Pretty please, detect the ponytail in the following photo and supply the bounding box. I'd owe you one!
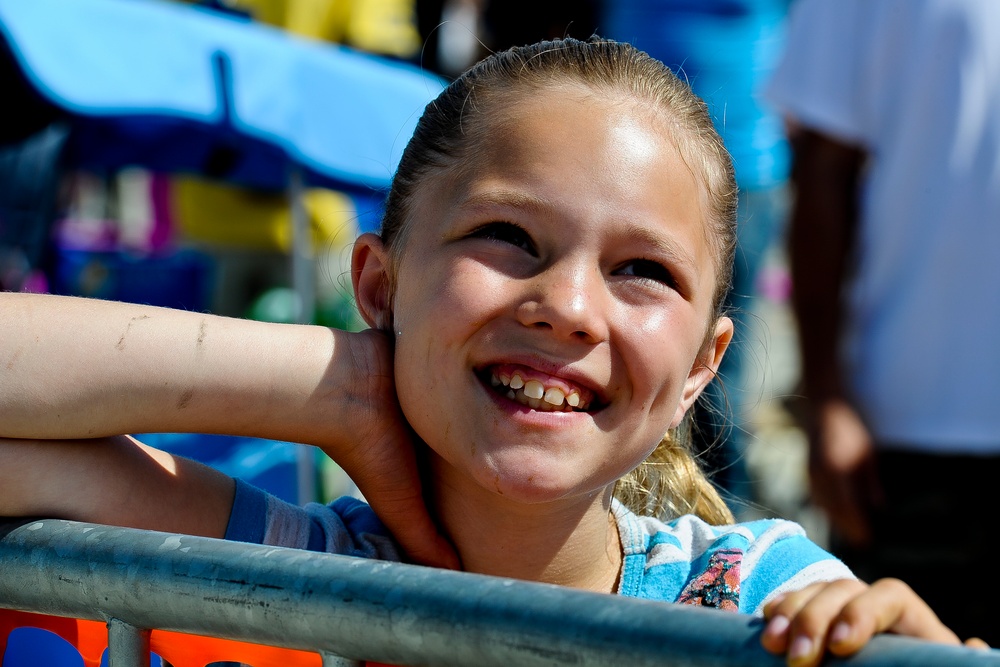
[614,414,734,525]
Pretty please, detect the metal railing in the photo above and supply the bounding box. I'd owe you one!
[0,519,997,667]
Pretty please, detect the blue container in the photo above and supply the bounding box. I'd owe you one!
[139,432,302,505]
[51,247,211,311]
[2,627,164,667]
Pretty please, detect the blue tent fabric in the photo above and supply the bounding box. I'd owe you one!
[0,0,444,192]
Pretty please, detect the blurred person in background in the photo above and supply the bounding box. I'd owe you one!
[0,31,69,295]
[767,0,1000,645]
[603,0,795,512]
[415,0,601,78]
[0,126,66,294]
[480,0,600,52]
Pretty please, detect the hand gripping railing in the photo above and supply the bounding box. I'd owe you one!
[0,519,997,667]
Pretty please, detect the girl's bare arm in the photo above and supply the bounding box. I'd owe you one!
[0,292,457,567]
[0,292,341,442]
[0,435,234,538]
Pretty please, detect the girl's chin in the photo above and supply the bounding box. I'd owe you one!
[469,461,609,506]
[426,440,627,505]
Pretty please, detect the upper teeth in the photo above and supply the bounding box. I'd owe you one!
[524,380,544,400]
[490,371,586,411]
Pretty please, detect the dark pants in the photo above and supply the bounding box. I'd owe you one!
[831,448,1000,646]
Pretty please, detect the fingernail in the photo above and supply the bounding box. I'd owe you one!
[830,621,852,645]
[766,614,790,637]
[789,636,814,662]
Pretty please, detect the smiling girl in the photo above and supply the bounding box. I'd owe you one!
[0,38,983,666]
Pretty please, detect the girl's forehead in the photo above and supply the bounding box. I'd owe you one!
[462,85,697,195]
[486,81,674,139]
[404,87,718,294]
[454,87,707,225]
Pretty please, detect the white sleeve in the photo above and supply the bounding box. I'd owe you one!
[764,0,870,145]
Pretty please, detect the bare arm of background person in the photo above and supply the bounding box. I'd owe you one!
[788,129,881,548]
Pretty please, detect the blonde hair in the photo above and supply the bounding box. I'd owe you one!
[380,38,738,525]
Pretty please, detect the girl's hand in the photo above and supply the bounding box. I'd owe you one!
[760,578,989,666]
[317,328,459,571]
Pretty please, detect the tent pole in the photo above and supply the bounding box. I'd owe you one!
[288,167,315,326]
[288,167,317,504]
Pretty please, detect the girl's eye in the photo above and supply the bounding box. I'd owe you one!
[469,222,537,255]
[617,259,678,288]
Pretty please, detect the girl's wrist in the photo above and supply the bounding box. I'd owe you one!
[289,326,400,460]
[188,320,339,443]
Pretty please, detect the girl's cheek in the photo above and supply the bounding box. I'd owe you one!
[631,309,669,336]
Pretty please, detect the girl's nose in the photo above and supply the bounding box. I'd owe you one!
[515,263,610,344]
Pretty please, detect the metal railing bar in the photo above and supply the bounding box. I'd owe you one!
[0,519,997,667]
[107,618,151,667]
[320,652,362,667]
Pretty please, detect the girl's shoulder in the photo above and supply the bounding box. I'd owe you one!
[613,501,853,614]
[225,479,402,561]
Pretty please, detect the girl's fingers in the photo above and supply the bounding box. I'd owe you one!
[763,584,822,621]
[369,488,460,569]
[826,578,960,655]
[761,579,870,667]
[760,583,826,655]
[762,577,968,667]
[351,441,461,571]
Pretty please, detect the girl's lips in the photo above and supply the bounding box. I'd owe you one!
[475,363,606,413]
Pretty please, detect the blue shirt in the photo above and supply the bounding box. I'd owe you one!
[226,479,852,615]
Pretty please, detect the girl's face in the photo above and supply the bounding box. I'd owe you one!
[357,86,731,507]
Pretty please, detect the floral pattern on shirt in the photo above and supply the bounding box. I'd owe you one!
[677,549,741,611]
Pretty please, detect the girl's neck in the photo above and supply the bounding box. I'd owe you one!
[428,456,623,594]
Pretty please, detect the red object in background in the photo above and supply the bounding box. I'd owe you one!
[0,608,402,667]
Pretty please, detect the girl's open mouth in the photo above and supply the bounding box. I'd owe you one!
[477,366,603,413]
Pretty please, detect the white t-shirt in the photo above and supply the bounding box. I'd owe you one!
[766,0,1000,453]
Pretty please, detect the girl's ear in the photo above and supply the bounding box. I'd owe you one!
[670,316,734,428]
[352,233,393,330]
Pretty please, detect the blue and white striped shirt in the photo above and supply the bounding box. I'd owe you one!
[226,479,852,615]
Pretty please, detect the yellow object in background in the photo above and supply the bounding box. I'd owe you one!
[170,0,417,252]
[172,177,358,252]
[167,0,414,326]
[232,0,421,58]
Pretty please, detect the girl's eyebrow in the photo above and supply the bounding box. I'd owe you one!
[458,189,550,216]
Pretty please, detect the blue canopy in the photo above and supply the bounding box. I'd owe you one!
[0,0,444,192]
